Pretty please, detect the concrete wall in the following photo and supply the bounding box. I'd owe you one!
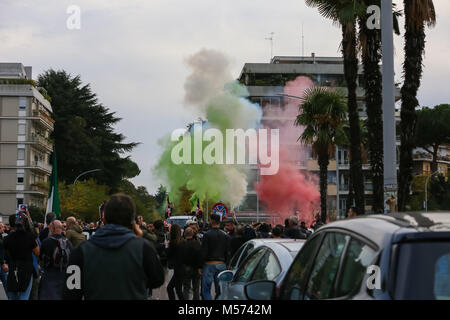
[0,144,17,166]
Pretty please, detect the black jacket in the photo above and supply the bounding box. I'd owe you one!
[183,238,203,269]
[201,228,231,264]
[63,224,164,300]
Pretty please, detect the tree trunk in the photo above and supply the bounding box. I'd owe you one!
[361,0,384,214]
[398,0,426,211]
[318,153,329,223]
[342,23,365,215]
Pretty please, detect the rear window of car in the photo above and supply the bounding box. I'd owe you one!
[394,241,450,300]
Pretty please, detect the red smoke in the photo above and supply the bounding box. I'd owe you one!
[255,76,320,227]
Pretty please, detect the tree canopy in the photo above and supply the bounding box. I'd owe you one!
[37,70,140,191]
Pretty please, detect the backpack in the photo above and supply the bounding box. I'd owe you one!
[49,236,70,271]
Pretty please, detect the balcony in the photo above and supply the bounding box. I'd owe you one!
[32,108,54,129]
[30,183,48,196]
[31,134,53,152]
[30,160,52,174]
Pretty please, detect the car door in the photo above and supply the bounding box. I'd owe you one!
[250,249,282,284]
[226,247,267,300]
[279,231,349,300]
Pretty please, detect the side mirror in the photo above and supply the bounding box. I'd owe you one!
[218,270,234,282]
[244,280,276,300]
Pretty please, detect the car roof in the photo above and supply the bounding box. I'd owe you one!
[247,238,306,257]
[317,212,450,247]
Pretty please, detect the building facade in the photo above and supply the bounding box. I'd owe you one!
[0,63,54,219]
[236,55,401,221]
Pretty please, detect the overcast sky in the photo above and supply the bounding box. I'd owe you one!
[1,0,449,193]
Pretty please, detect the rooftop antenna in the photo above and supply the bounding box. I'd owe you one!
[301,22,305,59]
[265,32,274,61]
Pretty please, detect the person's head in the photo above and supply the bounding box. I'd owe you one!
[224,219,235,233]
[153,220,164,232]
[104,194,136,228]
[50,220,63,235]
[236,224,245,238]
[259,223,271,234]
[184,227,194,239]
[148,223,155,232]
[0,222,4,234]
[272,225,283,238]
[137,216,143,225]
[210,214,221,227]
[169,223,182,245]
[284,218,289,228]
[347,207,358,218]
[187,221,199,232]
[66,216,77,228]
[289,216,299,227]
[10,212,29,232]
[46,212,56,226]
[300,221,307,229]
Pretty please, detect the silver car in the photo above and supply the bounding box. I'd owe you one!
[217,239,305,300]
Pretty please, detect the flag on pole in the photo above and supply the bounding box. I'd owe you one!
[165,196,171,220]
[45,150,61,225]
[195,196,202,219]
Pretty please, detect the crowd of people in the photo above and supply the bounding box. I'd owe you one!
[0,193,341,300]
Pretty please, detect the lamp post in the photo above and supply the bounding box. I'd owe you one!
[424,170,440,212]
[73,169,101,185]
[381,0,398,197]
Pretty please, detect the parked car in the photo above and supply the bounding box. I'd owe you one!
[217,238,305,300]
[245,212,450,300]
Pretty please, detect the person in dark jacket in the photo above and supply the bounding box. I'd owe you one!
[0,222,8,296]
[200,213,230,300]
[39,220,72,300]
[63,194,164,300]
[229,225,246,259]
[38,212,56,243]
[284,216,307,239]
[182,227,202,300]
[166,224,185,300]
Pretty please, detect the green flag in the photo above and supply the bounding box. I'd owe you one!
[45,149,61,222]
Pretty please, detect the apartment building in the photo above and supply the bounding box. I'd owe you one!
[413,145,450,177]
[0,63,54,219]
[236,54,401,221]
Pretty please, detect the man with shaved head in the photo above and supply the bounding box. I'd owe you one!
[39,220,72,300]
[65,217,86,248]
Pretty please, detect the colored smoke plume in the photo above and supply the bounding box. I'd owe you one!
[154,49,262,208]
[255,76,320,226]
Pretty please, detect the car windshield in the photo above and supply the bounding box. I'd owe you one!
[394,241,450,300]
[168,218,188,228]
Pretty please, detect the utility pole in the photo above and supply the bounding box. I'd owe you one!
[265,32,274,61]
[381,0,398,202]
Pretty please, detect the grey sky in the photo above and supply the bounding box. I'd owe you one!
[1,0,449,193]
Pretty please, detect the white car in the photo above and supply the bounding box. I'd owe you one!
[166,215,198,229]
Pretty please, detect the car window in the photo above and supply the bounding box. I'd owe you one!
[305,232,349,300]
[435,254,450,299]
[335,238,377,297]
[280,234,323,300]
[230,244,246,269]
[251,250,281,282]
[239,243,255,266]
[233,248,266,283]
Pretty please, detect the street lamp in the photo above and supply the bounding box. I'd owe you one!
[424,170,440,212]
[73,169,102,185]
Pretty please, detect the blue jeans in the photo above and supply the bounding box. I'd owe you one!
[201,263,226,300]
[0,269,8,297]
[7,277,33,300]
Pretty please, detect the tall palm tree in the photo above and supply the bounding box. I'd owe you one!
[358,1,401,214]
[305,0,366,215]
[296,87,347,223]
[398,0,436,211]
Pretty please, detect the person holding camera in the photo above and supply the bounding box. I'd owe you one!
[63,194,164,300]
[3,213,40,300]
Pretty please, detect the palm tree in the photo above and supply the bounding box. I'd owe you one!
[358,0,401,214]
[305,0,366,215]
[398,0,436,211]
[296,87,347,223]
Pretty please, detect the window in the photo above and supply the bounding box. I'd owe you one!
[335,239,377,297]
[19,97,27,110]
[18,124,26,135]
[17,198,24,206]
[234,248,266,283]
[251,251,281,281]
[435,254,450,299]
[18,148,25,160]
[305,232,349,299]
[280,234,323,300]
[17,173,24,184]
